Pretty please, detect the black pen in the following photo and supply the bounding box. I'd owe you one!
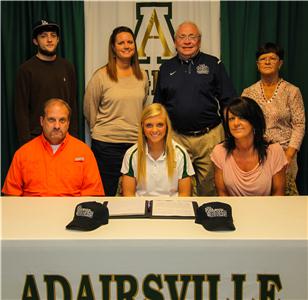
[147,200,151,212]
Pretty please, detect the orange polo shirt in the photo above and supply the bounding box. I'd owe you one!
[2,134,104,196]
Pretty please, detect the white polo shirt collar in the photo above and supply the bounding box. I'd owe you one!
[145,144,166,162]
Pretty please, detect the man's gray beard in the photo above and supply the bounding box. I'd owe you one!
[38,47,57,57]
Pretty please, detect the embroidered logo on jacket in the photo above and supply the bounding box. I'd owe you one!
[196,64,209,74]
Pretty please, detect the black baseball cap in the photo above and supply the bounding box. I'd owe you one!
[32,19,60,38]
[195,202,235,231]
[66,201,109,231]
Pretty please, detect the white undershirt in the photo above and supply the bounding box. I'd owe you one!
[51,144,61,154]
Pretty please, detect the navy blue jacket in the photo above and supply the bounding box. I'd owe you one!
[154,52,237,132]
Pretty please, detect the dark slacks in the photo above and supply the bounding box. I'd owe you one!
[91,139,133,196]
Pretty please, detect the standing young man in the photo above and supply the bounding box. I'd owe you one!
[14,19,78,146]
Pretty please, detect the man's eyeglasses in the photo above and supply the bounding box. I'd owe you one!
[176,34,200,41]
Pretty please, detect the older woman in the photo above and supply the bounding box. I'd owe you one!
[84,26,149,196]
[121,103,194,197]
[211,97,287,196]
[242,42,305,195]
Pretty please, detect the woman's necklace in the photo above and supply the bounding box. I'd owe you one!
[260,78,283,104]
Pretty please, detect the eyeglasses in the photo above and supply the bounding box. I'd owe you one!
[258,57,279,63]
[176,34,200,41]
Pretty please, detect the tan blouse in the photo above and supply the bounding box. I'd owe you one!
[242,79,305,150]
[84,67,149,143]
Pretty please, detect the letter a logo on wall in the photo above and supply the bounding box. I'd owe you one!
[135,2,175,64]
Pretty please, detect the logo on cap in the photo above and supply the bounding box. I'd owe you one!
[66,201,109,231]
[76,205,94,218]
[204,206,227,217]
[195,202,235,231]
[32,19,60,38]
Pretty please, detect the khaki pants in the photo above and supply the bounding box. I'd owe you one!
[173,123,225,196]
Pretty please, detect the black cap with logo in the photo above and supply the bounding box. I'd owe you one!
[32,19,60,38]
[195,202,236,231]
[66,201,109,231]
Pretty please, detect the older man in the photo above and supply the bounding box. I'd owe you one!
[2,99,104,196]
[154,21,236,196]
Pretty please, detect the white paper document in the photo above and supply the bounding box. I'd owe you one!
[152,200,195,217]
[107,199,146,216]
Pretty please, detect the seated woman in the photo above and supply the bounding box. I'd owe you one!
[211,96,287,196]
[121,103,195,196]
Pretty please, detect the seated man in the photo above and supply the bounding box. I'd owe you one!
[2,98,104,196]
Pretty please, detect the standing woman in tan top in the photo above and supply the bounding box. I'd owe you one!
[242,42,305,195]
[84,26,149,196]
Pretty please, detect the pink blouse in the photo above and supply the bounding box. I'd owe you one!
[210,143,288,196]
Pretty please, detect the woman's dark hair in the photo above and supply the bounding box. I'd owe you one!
[106,26,143,82]
[224,96,269,163]
[256,42,284,60]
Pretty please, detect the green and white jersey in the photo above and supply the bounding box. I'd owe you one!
[121,140,194,196]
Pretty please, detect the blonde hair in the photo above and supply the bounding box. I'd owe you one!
[137,103,175,184]
[106,26,143,82]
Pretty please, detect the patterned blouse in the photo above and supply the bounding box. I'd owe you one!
[242,79,305,150]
